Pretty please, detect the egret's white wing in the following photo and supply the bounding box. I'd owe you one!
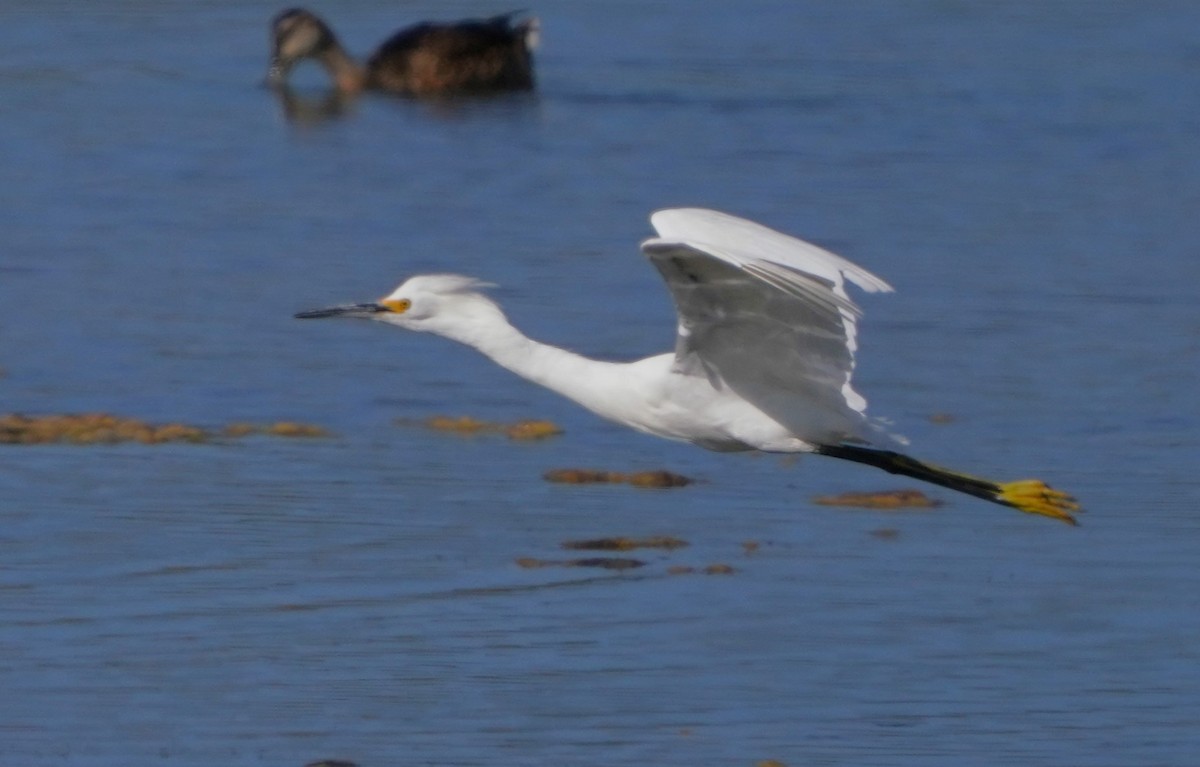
[642,208,894,444]
[650,208,893,296]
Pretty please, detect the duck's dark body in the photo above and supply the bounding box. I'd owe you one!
[366,15,535,94]
[268,8,538,96]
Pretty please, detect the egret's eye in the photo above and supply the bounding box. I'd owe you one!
[382,298,411,313]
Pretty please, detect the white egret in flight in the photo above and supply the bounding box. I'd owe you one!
[296,208,1079,524]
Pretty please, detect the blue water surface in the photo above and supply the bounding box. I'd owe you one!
[1,2,1198,765]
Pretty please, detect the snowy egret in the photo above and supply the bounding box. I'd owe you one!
[295,208,1079,525]
[266,8,538,96]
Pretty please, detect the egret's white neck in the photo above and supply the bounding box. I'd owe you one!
[426,295,635,421]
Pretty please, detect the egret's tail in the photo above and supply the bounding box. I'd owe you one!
[815,444,1080,525]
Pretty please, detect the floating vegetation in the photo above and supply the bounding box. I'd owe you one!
[515,556,645,571]
[259,421,329,438]
[561,535,689,552]
[812,489,941,509]
[503,419,563,440]
[400,414,563,440]
[627,469,693,488]
[741,540,761,555]
[543,468,693,488]
[927,412,957,424]
[421,415,492,434]
[223,421,329,438]
[221,422,260,438]
[542,468,617,484]
[0,413,207,445]
[869,528,902,540]
[0,412,331,446]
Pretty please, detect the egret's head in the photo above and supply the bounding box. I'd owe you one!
[295,274,502,337]
[267,8,337,86]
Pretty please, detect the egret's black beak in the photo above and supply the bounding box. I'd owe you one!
[294,302,388,319]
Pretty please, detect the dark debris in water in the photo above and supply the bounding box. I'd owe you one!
[543,468,694,488]
[812,488,941,509]
[517,533,745,576]
[666,563,736,575]
[561,535,689,551]
[515,556,646,570]
[398,414,563,440]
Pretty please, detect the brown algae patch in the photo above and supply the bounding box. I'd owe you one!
[0,413,331,445]
[0,413,207,445]
[261,421,330,437]
[668,563,738,576]
[542,468,618,484]
[627,470,693,488]
[402,415,563,441]
[812,489,941,509]
[543,468,693,488]
[503,419,563,440]
[561,535,689,552]
[222,422,260,438]
[223,421,330,438]
[421,415,492,434]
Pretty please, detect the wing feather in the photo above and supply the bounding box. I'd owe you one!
[650,208,893,296]
[642,208,893,444]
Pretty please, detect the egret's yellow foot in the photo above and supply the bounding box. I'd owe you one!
[813,445,1081,526]
[996,479,1080,525]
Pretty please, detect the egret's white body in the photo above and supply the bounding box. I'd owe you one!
[297,208,1079,524]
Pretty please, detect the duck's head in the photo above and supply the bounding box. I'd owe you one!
[266,8,338,86]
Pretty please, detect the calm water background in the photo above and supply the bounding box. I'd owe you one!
[2,1,1198,765]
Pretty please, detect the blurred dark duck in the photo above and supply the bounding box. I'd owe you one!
[266,8,538,96]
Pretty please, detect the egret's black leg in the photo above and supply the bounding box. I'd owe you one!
[815,444,1079,525]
